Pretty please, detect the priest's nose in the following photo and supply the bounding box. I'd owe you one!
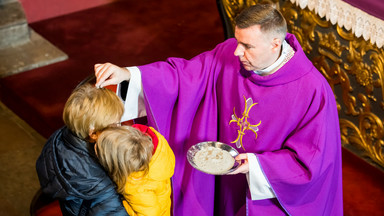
[234,44,244,57]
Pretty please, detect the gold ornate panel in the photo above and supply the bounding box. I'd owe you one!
[218,0,384,170]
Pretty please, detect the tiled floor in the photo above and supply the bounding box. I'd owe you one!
[0,101,46,216]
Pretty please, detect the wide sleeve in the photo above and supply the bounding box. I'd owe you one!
[137,39,234,140]
[119,66,147,122]
[247,153,275,200]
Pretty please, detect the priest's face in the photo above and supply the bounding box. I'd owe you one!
[234,25,281,72]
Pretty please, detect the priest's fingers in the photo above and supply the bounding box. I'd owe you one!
[234,153,248,161]
[227,162,249,175]
[95,63,114,88]
[94,63,131,88]
[227,154,249,175]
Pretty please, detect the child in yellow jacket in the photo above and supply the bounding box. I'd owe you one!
[95,124,175,216]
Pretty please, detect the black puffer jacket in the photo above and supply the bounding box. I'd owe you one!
[36,126,128,216]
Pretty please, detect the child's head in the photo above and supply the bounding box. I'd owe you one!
[95,126,154,194]
[63,83,124,140]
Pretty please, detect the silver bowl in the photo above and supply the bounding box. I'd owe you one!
[187,141,240,175]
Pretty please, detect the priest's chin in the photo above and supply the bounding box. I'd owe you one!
[241,62,252,71]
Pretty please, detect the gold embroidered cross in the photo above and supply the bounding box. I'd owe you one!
[229,96,261,150]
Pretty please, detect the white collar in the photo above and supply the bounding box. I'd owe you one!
[254,40,289,75]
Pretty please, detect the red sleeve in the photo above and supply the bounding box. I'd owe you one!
[132,124,158,154]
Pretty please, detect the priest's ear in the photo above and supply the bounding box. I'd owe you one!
[271,37,282,52]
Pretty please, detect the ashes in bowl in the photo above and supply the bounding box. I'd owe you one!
[187,141,240,175]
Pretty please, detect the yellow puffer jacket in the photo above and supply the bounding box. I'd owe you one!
[123,127,175,216]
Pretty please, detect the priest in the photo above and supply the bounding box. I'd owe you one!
[95,3,343,215]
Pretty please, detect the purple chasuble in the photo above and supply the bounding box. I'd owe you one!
[138,33,343,216]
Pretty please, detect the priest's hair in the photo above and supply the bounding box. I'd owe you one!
[235,2,287,43]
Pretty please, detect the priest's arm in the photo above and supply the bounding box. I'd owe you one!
[94,63,277,200]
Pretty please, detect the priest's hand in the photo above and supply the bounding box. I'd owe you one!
[227,153,249,175]
[94,63,131,88]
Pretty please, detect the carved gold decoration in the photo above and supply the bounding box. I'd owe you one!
[218,0,384,169]
[340,117,384,166]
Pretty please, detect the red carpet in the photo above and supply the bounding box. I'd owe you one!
[342,148,384,216]
[0,0,224,138]
[1,1,383,215]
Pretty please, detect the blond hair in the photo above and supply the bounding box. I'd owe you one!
[95,126,154,195]
[235,3,287,42]
[63,83,124,140]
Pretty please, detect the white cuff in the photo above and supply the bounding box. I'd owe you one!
[119,66,146,122]
[246,153,275,200]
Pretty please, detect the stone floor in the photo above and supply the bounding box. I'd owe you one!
[0,101,46,216]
